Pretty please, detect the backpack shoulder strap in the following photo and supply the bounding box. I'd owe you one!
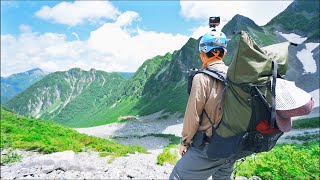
[198,68,227,84]
[187,67,227,94]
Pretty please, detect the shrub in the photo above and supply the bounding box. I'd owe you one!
[0,152,22,165]
[157,147,178,166]
[236,142,320,180]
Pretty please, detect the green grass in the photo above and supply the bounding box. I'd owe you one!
[0,109,146,159]
[157,146,178,166]
[292,116,320,129]
[236,141,320,180]
[0,152,22,164]
[236,116,320,179]
[155,134,180,166]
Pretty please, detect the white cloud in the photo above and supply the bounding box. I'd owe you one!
[19,24,32,33]
[181,1,293,26]
[1,13,189,76]
[87,14,188,71]
[115,11,140,27]
[191,26,212,39]
[35,1,120,26]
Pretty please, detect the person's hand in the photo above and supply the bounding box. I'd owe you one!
[179,144,189,156]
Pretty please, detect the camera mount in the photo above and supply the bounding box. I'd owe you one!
[209,17,220,31]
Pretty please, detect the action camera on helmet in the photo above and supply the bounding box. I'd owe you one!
[209,17,220,28]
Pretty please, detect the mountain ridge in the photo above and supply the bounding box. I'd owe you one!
[1,68,49,104]
[6,68,127,127]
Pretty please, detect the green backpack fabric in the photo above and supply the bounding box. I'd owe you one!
[217,31,291,137]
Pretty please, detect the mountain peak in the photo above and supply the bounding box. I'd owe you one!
[222,14,262,38]
[23,68,51,76]
[290,0,319,14]
[27,68,42,72]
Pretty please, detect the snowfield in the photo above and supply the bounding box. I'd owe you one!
[278,32,319,74]
[296,43,319,74]
[278,32,307,44]
[162,123,183,137]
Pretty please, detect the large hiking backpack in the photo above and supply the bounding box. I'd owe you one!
[188,31,314,160]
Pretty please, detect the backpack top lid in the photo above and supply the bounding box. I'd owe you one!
[227,31,290,84]
[262,42,290,78]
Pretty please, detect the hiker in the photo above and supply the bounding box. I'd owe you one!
[169,30,235,180]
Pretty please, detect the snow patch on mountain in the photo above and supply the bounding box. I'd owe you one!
[278,32,307,44]
[162,123,183,137]
[296,43,319,74]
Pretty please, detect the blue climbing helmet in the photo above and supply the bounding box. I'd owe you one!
[199,31,227,53]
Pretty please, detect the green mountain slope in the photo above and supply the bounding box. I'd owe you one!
[0,108,145,156]
[1,68,48,104]
[133,38,201,115]
[6,68,126,127]
[265,0,319,42]
[103,38,200,120]
[90,52,174,122]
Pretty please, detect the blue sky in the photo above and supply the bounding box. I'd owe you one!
[1,1,293,76]
[1,1,199,41]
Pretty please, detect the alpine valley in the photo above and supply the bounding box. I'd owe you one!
[4,0,319,127]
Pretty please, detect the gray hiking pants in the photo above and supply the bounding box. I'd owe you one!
[169,143,235,180]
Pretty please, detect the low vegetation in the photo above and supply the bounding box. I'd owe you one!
[0,151,22,165]
[235,116,320,179]
[156,134,180,166]
[1,109,146,159]
[236,141,319,180]
[292,116,320,129]
[157,144,178,166]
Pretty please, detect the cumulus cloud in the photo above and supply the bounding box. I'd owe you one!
[115,11,140,27]
[191,26,212,39]
[181,1,293,27]
[1,13,188,76]
[87,13,188,71]
[19,24,32,33]
[35,1,120,26]
[1,31,89,76]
